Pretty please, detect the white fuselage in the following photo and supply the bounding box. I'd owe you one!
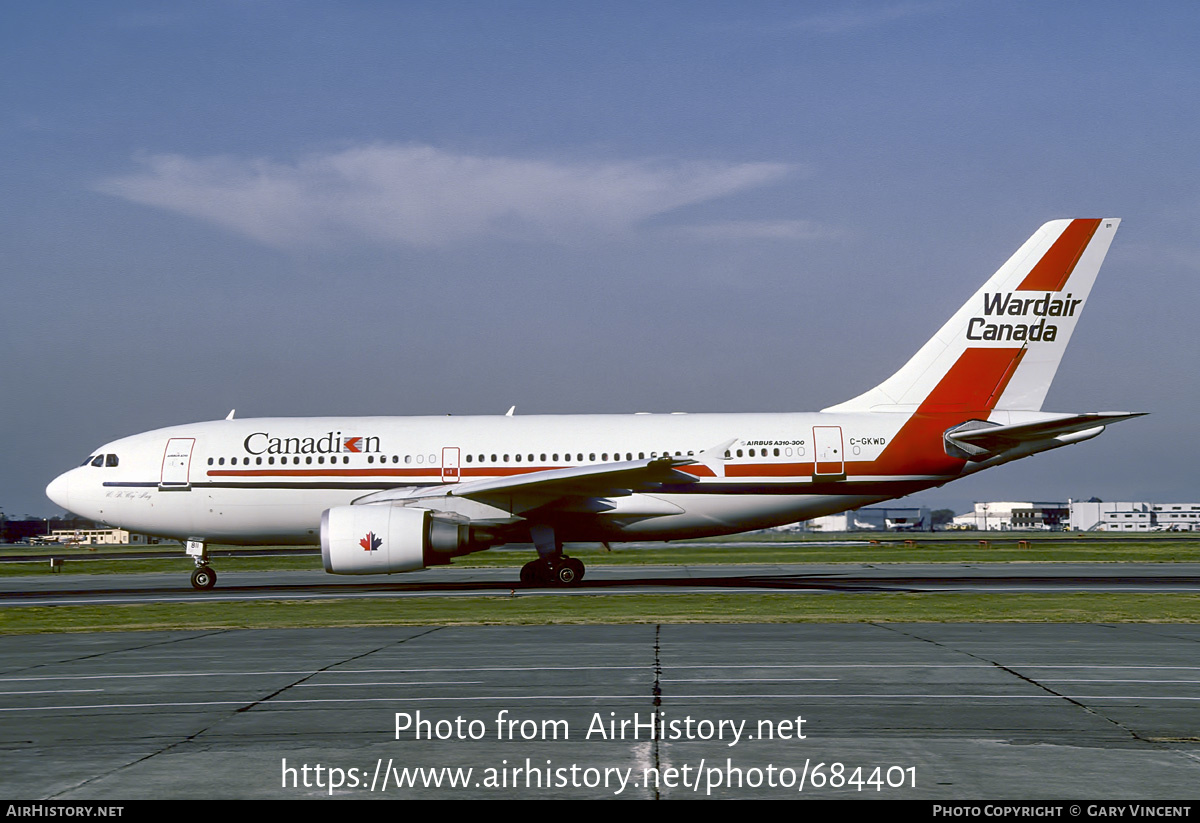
[47,410,936,545]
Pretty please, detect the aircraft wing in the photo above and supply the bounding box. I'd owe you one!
[354,455,700,510]
[945,412,1145,459]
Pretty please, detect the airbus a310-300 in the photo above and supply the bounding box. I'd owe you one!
[46,219,1142,589]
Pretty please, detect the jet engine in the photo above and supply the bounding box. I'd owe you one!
[321,505,482,574]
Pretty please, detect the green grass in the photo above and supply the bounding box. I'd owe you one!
[4,533,1200,578]
[4,534,1198,633]
[4,593,1200,634]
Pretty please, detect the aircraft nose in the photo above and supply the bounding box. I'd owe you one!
[46,471,73,512]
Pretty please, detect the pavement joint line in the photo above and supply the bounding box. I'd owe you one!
[7,663,1200,684]
[878,622,1155,748]
[235,625,446,714]
[11,693,1200,714]
[0,629,231,679]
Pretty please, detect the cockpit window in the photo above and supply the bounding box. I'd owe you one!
[82,455,97,466]
[105,454,119,467]
[90,455,104,467]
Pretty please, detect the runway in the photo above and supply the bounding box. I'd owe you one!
[1,623,1199,799]
[3,562,1200,606]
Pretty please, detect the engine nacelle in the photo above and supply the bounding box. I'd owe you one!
[321,505,475,575]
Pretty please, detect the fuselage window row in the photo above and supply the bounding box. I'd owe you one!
[202,445,804,471]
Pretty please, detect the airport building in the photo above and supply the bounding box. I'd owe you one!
[39,528,156,546]
[951,502,1068,531]
[1069,501,1200,532]
[951,501,1200,531]
[1,517,100,544]
[3,518,164,546]
[802,506,930,532]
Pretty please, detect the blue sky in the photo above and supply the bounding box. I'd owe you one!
[3,1,1197,519]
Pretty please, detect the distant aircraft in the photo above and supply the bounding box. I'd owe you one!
[46,219,1141,589]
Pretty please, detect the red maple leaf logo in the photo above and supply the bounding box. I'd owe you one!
[360,531,382,552]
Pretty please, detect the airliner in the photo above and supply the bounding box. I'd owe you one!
[45,219,1142,589]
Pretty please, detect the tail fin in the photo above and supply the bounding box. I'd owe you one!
[824,219,1120,414]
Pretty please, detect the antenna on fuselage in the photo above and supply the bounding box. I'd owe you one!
[225,409,236,420]
[505,406,516,416]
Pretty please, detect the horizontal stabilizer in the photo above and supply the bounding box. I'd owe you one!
[944,412,1145,460]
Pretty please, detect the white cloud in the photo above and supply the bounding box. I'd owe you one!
[677,219,845,242]
[97,144,795,249]
[784,1,950,34]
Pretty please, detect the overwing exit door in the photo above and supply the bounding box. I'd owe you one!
[442,447,461,483]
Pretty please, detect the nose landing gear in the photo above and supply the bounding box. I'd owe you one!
[190,565,217,590]
[186,539,217,590]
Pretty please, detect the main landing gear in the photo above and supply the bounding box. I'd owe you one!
[521,524,586,588]
[520,556,585,587]
[186,539,217,590]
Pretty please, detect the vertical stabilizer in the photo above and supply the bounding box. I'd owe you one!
[823,219,1120,414]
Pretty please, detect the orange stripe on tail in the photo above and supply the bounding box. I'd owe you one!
[1017,218,1101,292]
